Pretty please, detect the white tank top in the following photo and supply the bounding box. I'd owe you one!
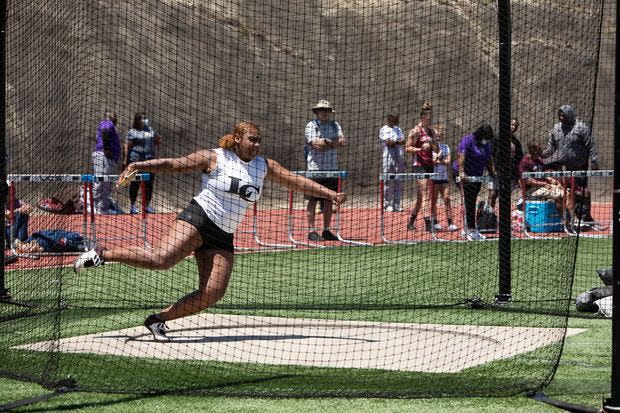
[194,148,268,233]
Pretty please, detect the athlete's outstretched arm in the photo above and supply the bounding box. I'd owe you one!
[266,159,346,206]
[118,149,216,185]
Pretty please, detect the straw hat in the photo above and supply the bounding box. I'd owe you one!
[312,100,334,113]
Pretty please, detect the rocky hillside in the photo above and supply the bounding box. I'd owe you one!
[5,0,611,208]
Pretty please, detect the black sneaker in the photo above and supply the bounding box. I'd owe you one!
[308,231,322,241]
[4,255,17,265]
[321,229,338,241]
[144,314,170,342]
[424,217,433,232]
[407,216,416,231]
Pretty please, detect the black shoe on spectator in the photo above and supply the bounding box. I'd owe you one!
[4,255,17,265]
[407,216,416,231]
[424,217,433,232]
[321,229,338,241]
[308,231,322,241]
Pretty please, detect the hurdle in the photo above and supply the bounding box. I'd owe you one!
[286,170,368,247]
[6,173,151,257]
[81,173,152,247]
[379,172,439,244]
[234,203,296,251]
[520,169,612,240]
[457,175,496,242]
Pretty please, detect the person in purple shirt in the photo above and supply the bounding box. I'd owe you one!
[92,111,121,214]
[452,124,496,240]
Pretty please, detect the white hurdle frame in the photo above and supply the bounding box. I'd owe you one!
[234,203,296,251]
[379,172,438,244]
[286,170,369,247]
[81,173,151,248]
[520,169,613,239]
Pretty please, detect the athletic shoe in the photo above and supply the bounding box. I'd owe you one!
[144,314,171,342]
[467,230,486,241]
[447,224,458,232]
[589,222,607,231]
[433,223,443,232]
[129,205,139,214]
[424,217,433,233]
[5,255,18,265]
[308,231,322,241]
[407,216,416,231]
[73,249,103,273]
[321,229,338,241]
[385,205,394,212]
[394,206,403,212]
[145,205,156,214]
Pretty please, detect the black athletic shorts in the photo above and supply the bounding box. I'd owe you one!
[176,200,234,253]
[412,164,435,174]
[305,177,339,201]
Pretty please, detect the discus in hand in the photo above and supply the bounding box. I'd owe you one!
[118,169,138,187]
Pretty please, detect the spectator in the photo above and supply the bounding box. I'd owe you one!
[519,141,567,221]
[124,112,161,214]
[453,124,496,241]
[430,126,457,231]
[379,114,406,212]
[13,230,87,254]
[92,111,122,214]
[5,197,31,247]
[304,100,346,241]
[542,105,599,224]
[406,101,439,232]
[487,118,524,209]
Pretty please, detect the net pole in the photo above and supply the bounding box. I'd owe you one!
[0,0,8,299]
[604,0,620,409]
[496,0,512,303]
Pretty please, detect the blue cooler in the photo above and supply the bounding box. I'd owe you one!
[525,200,562,232]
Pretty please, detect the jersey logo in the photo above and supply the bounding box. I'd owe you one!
[227,177,260,202]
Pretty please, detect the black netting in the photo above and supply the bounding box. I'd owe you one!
[0,0,611,398]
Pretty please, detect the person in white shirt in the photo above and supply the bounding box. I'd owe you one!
[379,114,406,212]
[304,100,346,241]
[430,126,457,231]
[74,121,346,341]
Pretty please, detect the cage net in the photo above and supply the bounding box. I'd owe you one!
[0,0,610,398]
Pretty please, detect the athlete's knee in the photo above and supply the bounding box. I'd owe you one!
[150,250,182,270]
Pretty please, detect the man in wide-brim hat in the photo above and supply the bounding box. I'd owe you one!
[304,100,346,242]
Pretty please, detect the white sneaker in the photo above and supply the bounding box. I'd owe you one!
[467,230,486,241]
[144,314,171,342]
[73,249,103,273]
[447,224,458,232]
[433,223,443,231]
[385,206,394,212]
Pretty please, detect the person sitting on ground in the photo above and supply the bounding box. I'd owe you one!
[13,229,87,254]
[5,197,32,247]
[519,141,568,222]
[73,121,346,342]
